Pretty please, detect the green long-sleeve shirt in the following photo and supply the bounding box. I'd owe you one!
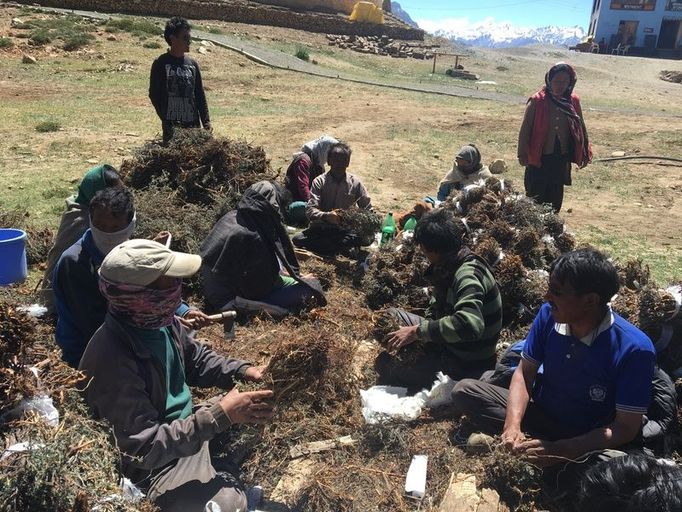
[418,255,502,361]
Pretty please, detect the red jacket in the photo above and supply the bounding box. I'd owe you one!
[524,90,590,169]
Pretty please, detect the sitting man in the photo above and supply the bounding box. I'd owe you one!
[79,239,273,512]
[284,134,338,226]
[452,249,656,478]
[54,188,206,367]
[40,164,123,312]
[375,208,503,391]
[436,144,492,201]
[201,181,325,315]
[480,340,678,454]
[292,142,372,256]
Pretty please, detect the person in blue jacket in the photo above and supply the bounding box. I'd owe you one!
[53,188,207,367]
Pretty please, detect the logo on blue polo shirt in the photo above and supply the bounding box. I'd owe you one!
[589,384,607,402]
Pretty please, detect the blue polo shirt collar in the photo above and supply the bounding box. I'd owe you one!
[554,307,615,346]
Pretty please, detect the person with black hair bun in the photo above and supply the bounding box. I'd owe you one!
[452,249,656,475]
[576,453,682,512]
[149,16,211,143]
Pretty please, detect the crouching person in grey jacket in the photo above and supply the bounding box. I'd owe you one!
[79,239,273,512]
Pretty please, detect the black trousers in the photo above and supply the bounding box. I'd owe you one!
[292,223,361,256]
[524,144,571,213]
[375,308,495,393]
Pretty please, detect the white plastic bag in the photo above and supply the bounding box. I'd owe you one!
[0,395,59,427]
[360,386,428,424]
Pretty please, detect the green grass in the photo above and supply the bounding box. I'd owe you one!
[576,226,682,284]
[0,37,13,48]
[29,28,52,45]
[143,41,162,49]
[27,15,97,50]
[295,47,310,61]
[35,120,61,133]
[106,17,163,37]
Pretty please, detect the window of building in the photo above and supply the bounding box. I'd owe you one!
[610,0,656,10]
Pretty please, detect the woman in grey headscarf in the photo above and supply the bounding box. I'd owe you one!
[284,135,338,225]
[437,144,492,201]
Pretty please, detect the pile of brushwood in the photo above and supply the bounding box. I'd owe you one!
[120,128,272,208]
[365,177,682,374]
[364,178,571,328]
[0,301,158,511]
[120,129,275,300]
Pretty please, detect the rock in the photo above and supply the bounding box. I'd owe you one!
[22,54,37,64]
[465,433,495,454]
[490,159,508,174]
[611,150,626,157]
[197,46,208,55]
[200,40,214,47]
[107,35,117,41]
[10,18,24,28]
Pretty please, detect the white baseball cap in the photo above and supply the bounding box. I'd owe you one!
[100,239,201,286]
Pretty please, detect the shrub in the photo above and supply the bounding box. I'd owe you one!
[35,120,61,133]
[62,32,94,51]
[143,41,162,49]
[295,47,310,61]
[106,18,162,36]
[0,37,13,49]
[29,28,52,45]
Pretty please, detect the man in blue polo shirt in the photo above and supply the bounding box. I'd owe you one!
[451,249,656,468]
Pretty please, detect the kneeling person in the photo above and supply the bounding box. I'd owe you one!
[201,181,325,314]
[375,208,503,391]
[80,240,273,512]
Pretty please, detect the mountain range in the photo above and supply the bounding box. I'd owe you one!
[390,5,585,48]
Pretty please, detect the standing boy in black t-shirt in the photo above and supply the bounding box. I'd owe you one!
[149,17,211,143]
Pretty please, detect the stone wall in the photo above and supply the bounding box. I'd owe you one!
[16,0,424,40]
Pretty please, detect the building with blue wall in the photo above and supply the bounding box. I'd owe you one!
[589,0,682,57]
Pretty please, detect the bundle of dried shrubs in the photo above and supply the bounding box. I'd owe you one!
[480,445,543,512]
[0,390,157,512]
[616,259,652,290]
[338,208,381,246]
[120,128,272,208]
[0,302,38,412]
[362,239,429,311]
[611,287,641,325]
[266,322,357,410]
[639,287,679,326]
[472,236,502,267]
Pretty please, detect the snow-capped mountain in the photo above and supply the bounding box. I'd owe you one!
[418,18,586,48]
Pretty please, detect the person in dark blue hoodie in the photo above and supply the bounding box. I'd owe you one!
[53,188,138,367]
[53,188,209,367]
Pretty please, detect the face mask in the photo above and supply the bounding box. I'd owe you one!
[99,277,182,330]
[91,214,136,255]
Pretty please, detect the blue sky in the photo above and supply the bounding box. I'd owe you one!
[398,0,594,30]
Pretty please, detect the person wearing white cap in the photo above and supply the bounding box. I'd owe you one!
[79,239,273,512]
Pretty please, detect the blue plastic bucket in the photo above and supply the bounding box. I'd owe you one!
[0,228,28,286]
